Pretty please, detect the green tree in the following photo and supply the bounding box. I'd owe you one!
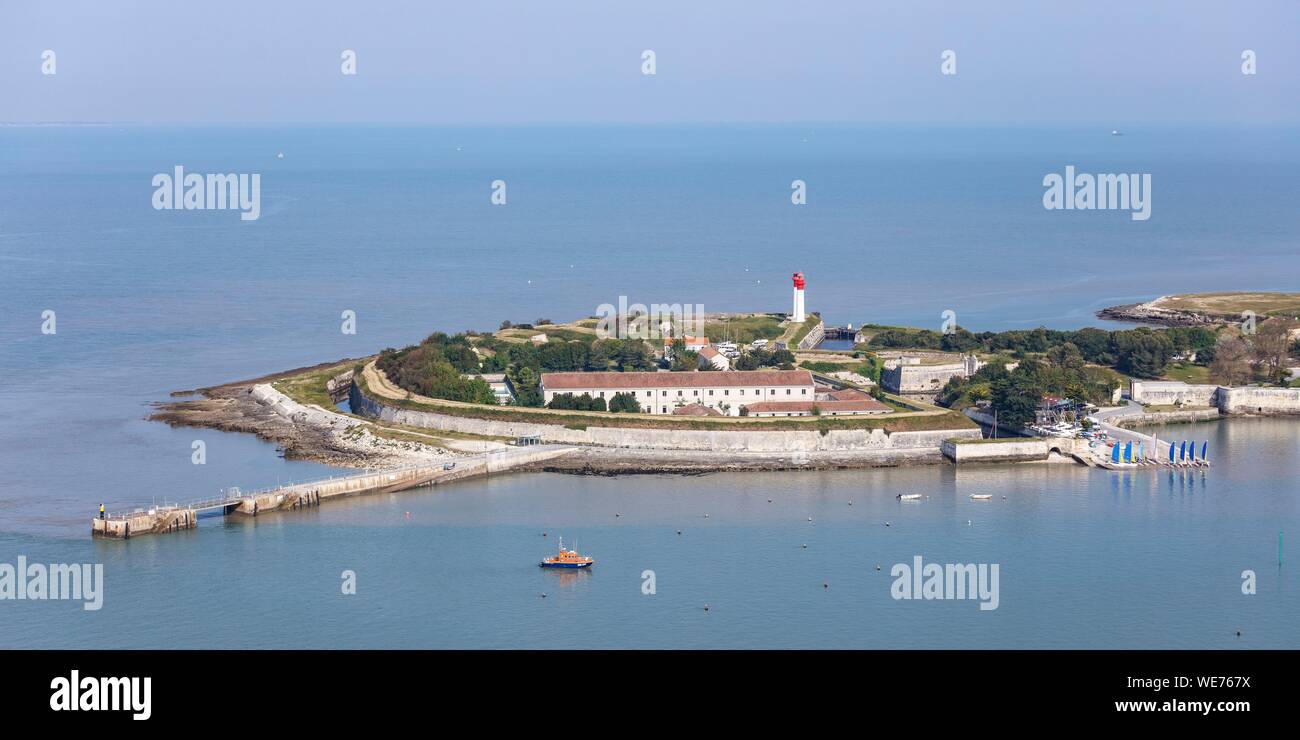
[511,366,543,406]
[1047,342,1085,369]
[991,374,1041,428]
[857,352,883,382]
[617,340,654,371]
[670,339,699,371]
[940,328,983,352]
[608,392,641,413]
[1115,331,1173,378]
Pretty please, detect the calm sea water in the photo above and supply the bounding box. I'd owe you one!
[1,125,1297,647]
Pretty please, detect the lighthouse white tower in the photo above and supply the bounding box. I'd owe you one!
[791,272,806,323]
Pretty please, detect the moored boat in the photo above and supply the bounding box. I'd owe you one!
[539,537,593,569]
[969,494,992,501]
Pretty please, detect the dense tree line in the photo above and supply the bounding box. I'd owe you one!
[481,335,656,406]
[546,392,606,411]
[938,350,1121,427]
[1207,320,1300,386]
[867,325,1218,379]
[380,330,662,408]
[734,346,796,371]
[476,335,655,375]
[376,332,497,405]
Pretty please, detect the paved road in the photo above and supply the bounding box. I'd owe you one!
[1087,399,1172,460]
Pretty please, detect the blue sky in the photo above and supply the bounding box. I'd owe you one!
[3,0,1297,124]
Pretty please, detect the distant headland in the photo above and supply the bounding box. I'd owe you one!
[1098,292,1300,327]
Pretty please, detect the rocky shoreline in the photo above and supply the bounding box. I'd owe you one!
[1095,298,1229,327]
[149,361,453,469]
[150,363,969,475]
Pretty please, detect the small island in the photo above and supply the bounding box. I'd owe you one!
[110,288,1300,538]
[152,288,1300,479]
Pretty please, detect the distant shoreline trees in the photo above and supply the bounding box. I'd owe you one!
[867,324,1218,380]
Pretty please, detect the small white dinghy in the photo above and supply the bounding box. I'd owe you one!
[969,494,993,501]
[897,493,922,501]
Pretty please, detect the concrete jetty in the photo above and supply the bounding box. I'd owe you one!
[91,445,574,540]
[961,405,1206,470]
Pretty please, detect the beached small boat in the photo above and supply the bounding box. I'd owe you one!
[539,537,593,569]
[897,493,922,501]
[969,494,993,501]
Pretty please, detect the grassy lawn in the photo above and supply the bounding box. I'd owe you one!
[787,313,822,346]
[800,359,858,373]
[703,313,785,344]
[1164,362,1211,384]
[492,318,600,344]
[272,362,356,408]
[1157,292,1300,319]
[533,326,596,343]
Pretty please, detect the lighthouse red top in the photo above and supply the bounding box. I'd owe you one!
[792,272,805,289]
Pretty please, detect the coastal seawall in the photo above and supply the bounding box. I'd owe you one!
[940,438,1050,464]
[1129,380,1300,416]
[1128,381,1221,407]
[797,319,825,350]
[1115,408,1223,427]
[349,380,982,455]
[1218,387,1300,415]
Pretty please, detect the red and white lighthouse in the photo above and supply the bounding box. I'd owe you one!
[791,272,806,323]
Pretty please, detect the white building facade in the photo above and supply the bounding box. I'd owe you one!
[540,370,815,416]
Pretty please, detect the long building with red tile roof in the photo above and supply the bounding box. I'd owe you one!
[540,370,815,416]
